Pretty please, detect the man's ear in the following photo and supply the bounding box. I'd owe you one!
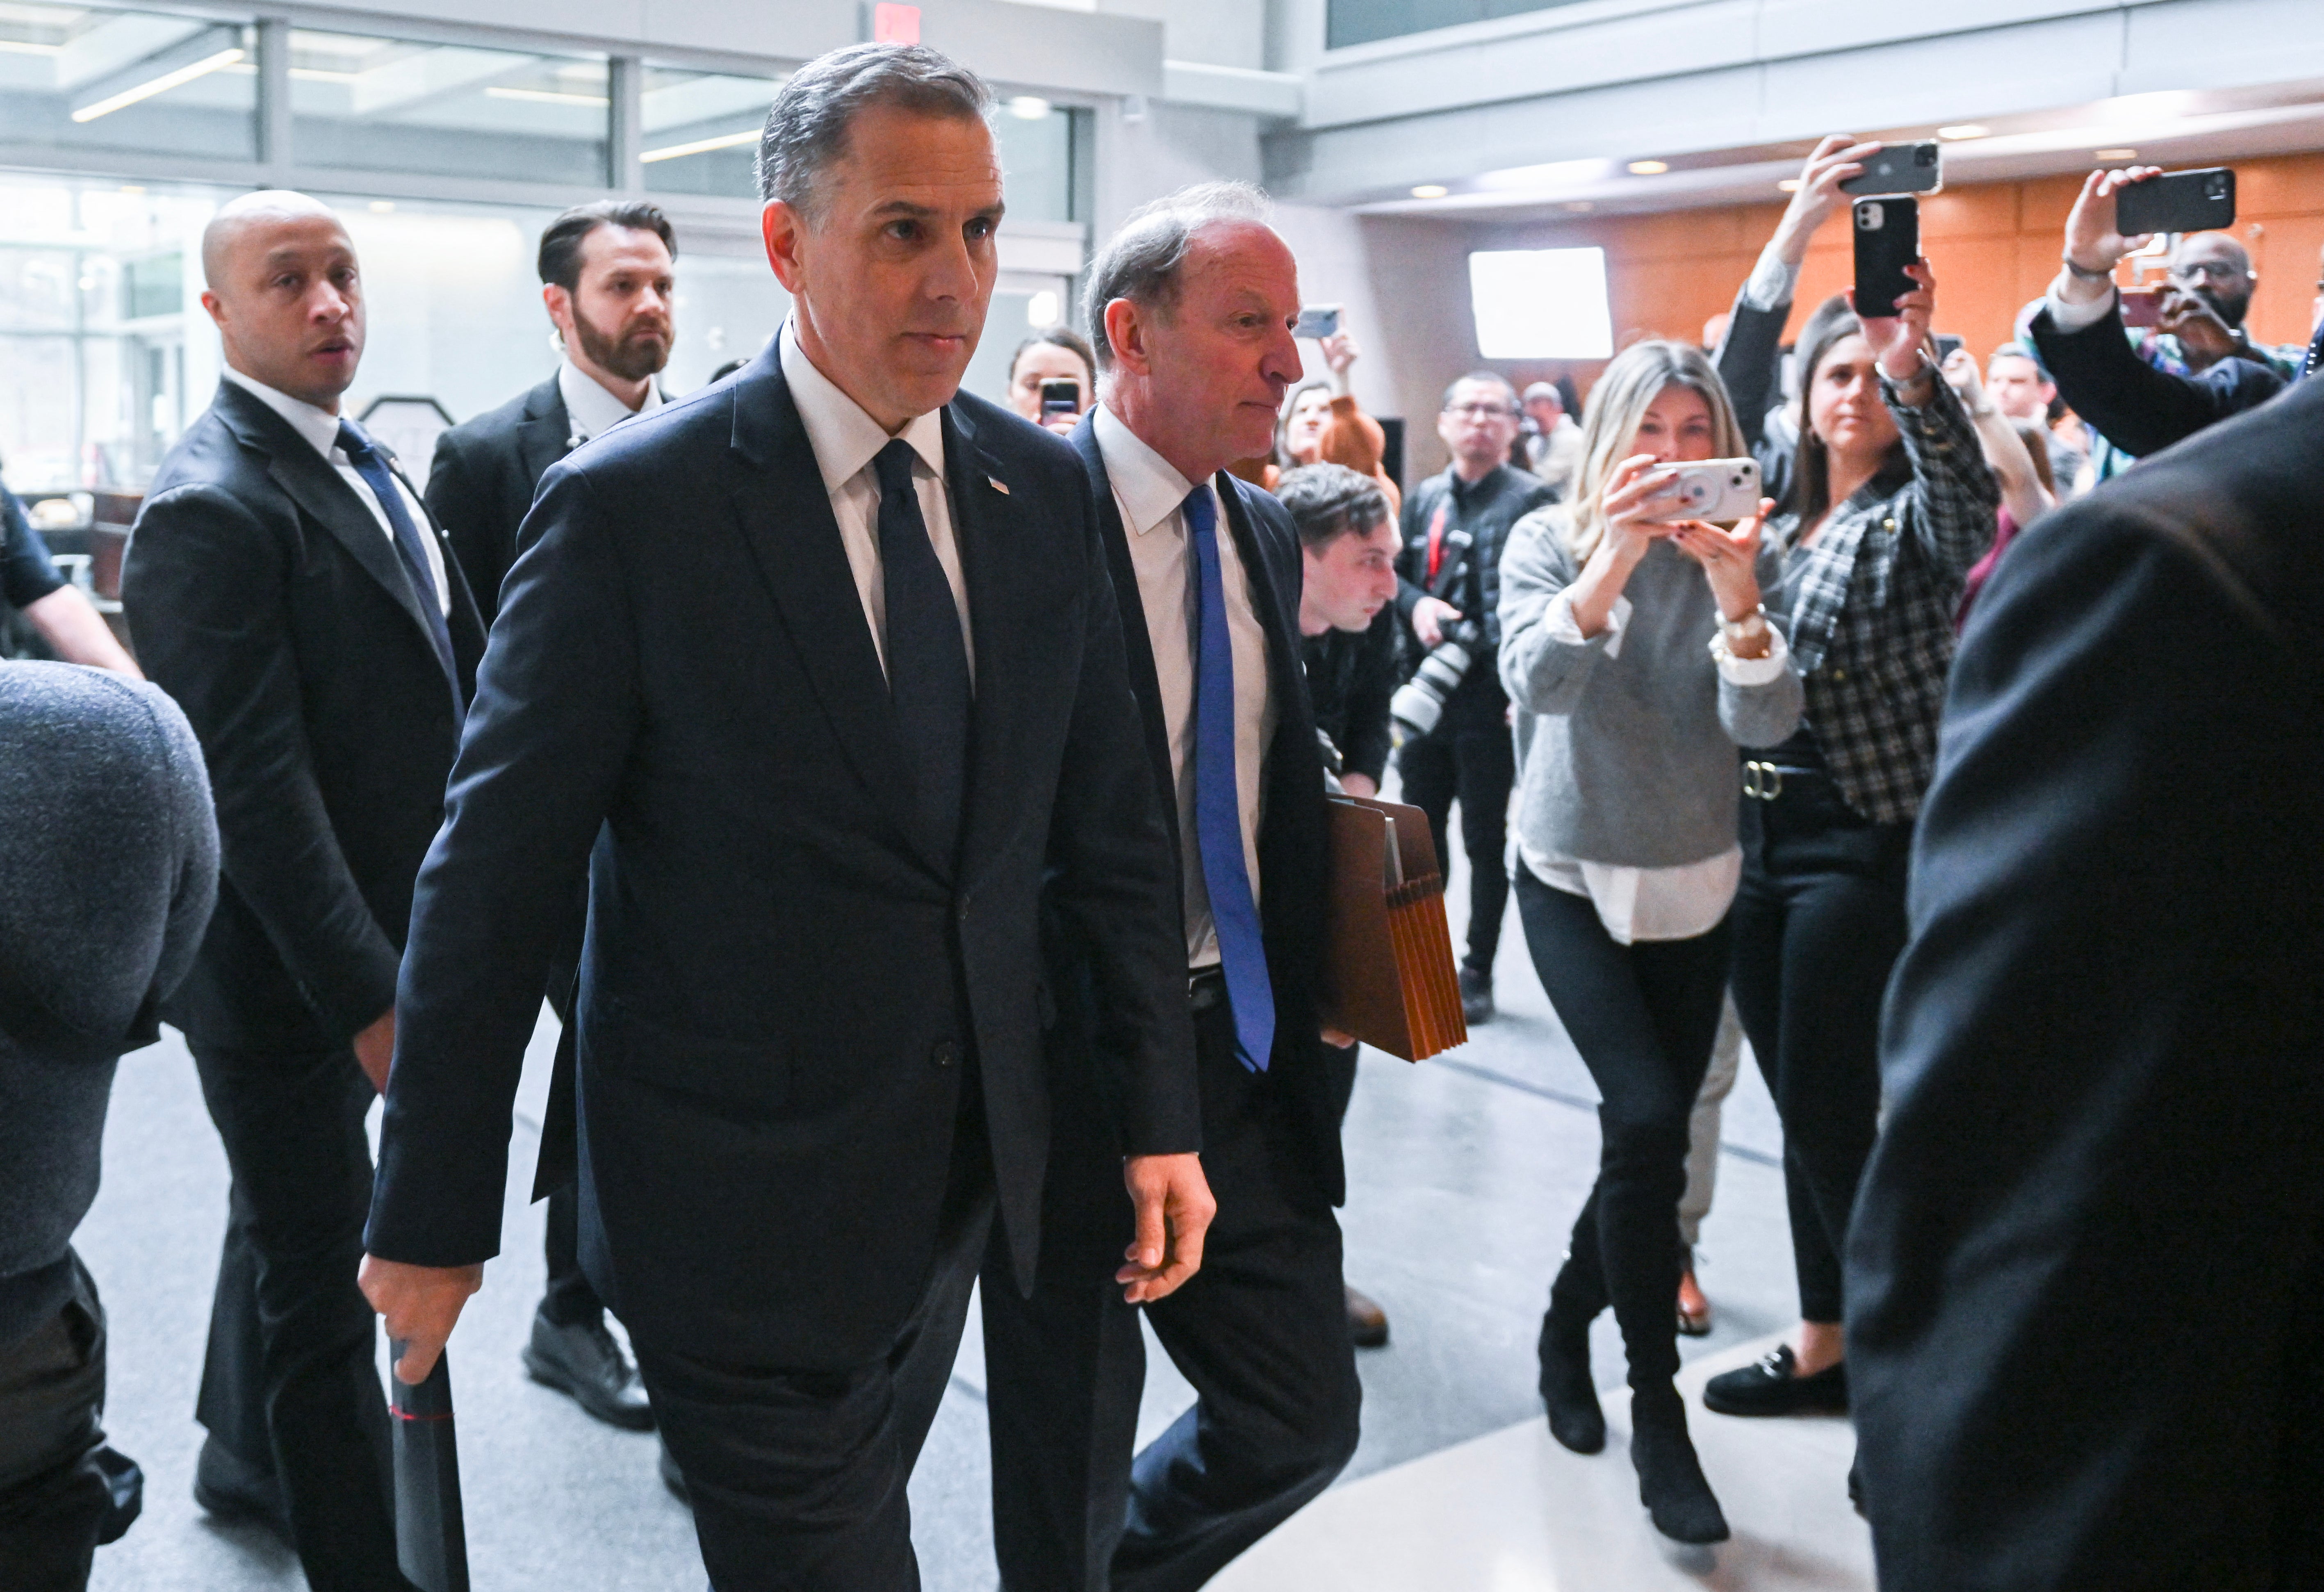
[762,201,810,295]
[199,289,227,331]
[1103,298,1148,379]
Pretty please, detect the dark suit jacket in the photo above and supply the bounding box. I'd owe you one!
[1066,418,1344,1205]
[364,346,1196,1369]
[2029,298,2286,461]
[425,373,570,628]
[1850,376,2324,1590]
[123,380,484,1051]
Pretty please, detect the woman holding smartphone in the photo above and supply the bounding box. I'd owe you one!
[1702,263,1998,1430]
[1499,340,1804,1544]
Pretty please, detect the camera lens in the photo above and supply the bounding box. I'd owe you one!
[2206,174,2229,199]
[1916,145,1937,166]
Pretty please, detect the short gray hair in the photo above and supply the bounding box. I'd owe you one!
[756,44,992,219]
[1083,180,1272,371]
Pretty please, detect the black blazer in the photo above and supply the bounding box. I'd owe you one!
[1850,376,2324,1589]
[1066,418,1344,1205]
[123,380,484,1051]
[2028,298,2286,460]
[425,372,570,628]
[364,347,1197,1369]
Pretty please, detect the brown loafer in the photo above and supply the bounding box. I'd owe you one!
[1346,1284,1390,1348]
[1676,1269,1711,1337]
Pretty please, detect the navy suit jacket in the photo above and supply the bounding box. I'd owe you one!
[365,347,1197,1368]
[1066,417,1345,1206]
[2029,298,2286,460]
[425,372,571,628]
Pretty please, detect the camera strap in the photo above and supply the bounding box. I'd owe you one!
[1424,497,1472,600]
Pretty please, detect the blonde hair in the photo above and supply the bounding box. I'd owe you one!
[1561,340,1748,563]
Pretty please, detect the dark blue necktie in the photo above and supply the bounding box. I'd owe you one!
[1185,485,1275,1073]
[337,419,462,730]
[873,439,971,866]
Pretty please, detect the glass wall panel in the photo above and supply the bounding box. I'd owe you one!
[0,5,255,161]
[640,67,781,201]
[994,97,1078,223]
[1327,0,1589,49]
[289,30,608,186]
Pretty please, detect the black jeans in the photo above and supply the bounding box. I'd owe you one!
[1397,696,1516,976]
[1729,773,1912,1326]
[0,1254,111,1592]
[190,1039,407,1592]
[1515,870,1730,1394]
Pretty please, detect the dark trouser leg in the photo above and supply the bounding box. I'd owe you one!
[1450,717,1517,975]
[0,1255,111,1592]
[195,1189,271,1468]
[639,1119,993,1592]
[1517,871,1726,1392]
[539,1182,604,1328]
[1395,729,1456,881]
[1112,1004,1363,1592]
[189,1039,407,1592]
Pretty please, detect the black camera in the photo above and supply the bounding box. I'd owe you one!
[1390,618,1484,741]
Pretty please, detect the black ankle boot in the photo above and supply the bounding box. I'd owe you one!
[1629,1389,1729,1544]
[1536,1305,1605,1455]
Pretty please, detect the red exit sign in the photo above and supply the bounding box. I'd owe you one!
[871,3,920,44]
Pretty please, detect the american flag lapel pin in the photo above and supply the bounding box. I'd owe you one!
[987,476,1009,495]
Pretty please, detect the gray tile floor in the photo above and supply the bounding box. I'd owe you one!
[77,824,1814,1590]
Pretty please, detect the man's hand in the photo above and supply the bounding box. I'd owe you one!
[1412,595,1463,649]
[352,1007,396,1095]
[1340,772,1378,799]
[2158,288,2237,368]
[360,1255,484,1384]
[2061,165,2164,291]
[1117,1152,1215,1305]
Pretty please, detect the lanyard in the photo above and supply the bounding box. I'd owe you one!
[1424,501,1451,583]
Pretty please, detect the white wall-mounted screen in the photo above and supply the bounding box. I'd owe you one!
[1467,247,1613,360]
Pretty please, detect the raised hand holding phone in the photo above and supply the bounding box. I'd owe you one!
[2062,165,2165,288]
[1851,260,1939,388]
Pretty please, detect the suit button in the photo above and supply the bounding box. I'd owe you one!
[932,1041,959,1069]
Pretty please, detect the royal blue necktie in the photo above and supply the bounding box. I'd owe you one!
[1184,485,1275,1073]
[337,419,462,731]
[873,439,971,866]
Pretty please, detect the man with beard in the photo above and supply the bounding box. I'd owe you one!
[2030,166,2297,466]
[419,201,677,1439]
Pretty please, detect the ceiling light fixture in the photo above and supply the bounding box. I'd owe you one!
[1563,201,1595,213]
[1009,95,1052,120]
[1627,159,1669,175]
[1777,178,1802,192]
[640,128,761,164]
[1937,124,1990,140]
[369,200,396,213]
[1410,183,1448,198]
[2094,147,2138,161]
[485,86,608,107]
[72,46,245,122]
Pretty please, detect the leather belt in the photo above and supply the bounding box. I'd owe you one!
[1188,967,1228,1013]
[1743,761,1822,801]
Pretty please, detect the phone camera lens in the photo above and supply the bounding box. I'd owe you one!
[2206,175,2228,198]
[1916,146,1937,166]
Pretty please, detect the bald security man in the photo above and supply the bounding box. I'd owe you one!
[123,191,482,1591]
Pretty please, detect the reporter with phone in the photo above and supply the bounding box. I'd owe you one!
[1498,340,1802,1545]
[2027,165,2288,465]
[1702,258,1999,1446]
[1005,324,1097,436]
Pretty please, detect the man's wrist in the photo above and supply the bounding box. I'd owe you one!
[2061,251,2116,281]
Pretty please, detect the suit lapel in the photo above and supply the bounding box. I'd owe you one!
[1071,417,1181,877]
[946,404,1031,891]
[725,353,937,875]
[1215,473,1304,728]
[517,377,572,486]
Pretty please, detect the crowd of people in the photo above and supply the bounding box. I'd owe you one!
[3,39,2322,1592]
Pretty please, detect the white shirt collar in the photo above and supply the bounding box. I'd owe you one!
[557,357,663,445]
[222,364,346,462]
[778,318,945,493]
[1093,402,1204,537]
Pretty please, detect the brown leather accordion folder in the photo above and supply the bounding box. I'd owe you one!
[1318,795,1467,1062]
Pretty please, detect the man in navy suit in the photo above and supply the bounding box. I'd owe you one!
[359,46,1214,1591]
[981,181,1363,1592]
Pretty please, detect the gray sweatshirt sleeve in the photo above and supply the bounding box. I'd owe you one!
[1715,542,1805,749]
[1498,508,1614,717]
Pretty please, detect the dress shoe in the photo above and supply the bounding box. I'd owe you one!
[1345,1284,1390,1348]
[1676,1267,1712,1337]
[1630,1388,1730,1544]
[1536,1311,1605,1455]
[658,1437,689,1505]
[192,1436,290,1545]
[1701,1344,1848,1417]
[1458,966,1495,1025]
[523,1310,655,1430]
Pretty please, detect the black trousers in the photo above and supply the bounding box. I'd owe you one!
[1397,700,1516,975]
[632,1110,993,1592]
[982,991,1362,1592]
[190,1038,407,1592]
[0,1254,111,1592]
[1728,775,1911,1326]
[539,1183,605,1327]
[1515,871,1729,1394]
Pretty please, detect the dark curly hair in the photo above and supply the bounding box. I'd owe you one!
[1276,462,1390,551]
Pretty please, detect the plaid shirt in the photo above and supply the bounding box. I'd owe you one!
[1768,374,1999,824]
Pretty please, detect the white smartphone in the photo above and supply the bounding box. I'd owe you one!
[1637,458,1763,523]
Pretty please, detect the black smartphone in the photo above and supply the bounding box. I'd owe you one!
[1292,305,1342,339]
[1039,378,1080,418]
[1853,197,1921,319]
[1932,333,1964,362]
[2116,167,2236,236]
[1839,140,1942,197]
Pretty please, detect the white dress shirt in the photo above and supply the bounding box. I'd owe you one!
[1515,590,1789,945]
[1093,403,1276,969]
[557,356,664,447]
[779,320,973,682]
[223,365,448,616]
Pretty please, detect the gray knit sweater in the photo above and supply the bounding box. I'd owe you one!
[0,661,217,1341]
[1498,508,1804,869]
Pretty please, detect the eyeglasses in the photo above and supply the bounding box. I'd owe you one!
[1444,403,1515,419]
[2171,261,2247,284]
